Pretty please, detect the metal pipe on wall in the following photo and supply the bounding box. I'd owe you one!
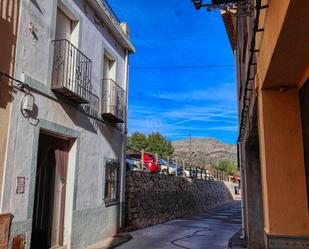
[119,49,129,231]
[237,142,246,239]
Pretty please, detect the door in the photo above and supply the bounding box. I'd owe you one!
[30,133,69,249]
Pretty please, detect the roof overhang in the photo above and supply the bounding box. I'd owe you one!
[87,0,136,53]
[221,10,236,51]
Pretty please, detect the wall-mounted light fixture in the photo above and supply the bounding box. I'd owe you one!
[191,0,253,17]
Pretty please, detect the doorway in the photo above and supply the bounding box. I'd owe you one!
[30,133,69,249]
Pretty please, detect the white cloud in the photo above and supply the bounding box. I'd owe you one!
[206,126,238,132]
[149,83,236,103]
[128,103,238,139]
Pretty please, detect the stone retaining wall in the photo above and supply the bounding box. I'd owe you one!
[125,171,236,230]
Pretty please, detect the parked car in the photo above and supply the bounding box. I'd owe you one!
[126,158,140,171]
[159,158,176,175]
[194,168,205,179]
[168,162,183,175]
[181,167,196,178]
[161,160,191,176]
[126,153,159,173]
[190,168,197,178]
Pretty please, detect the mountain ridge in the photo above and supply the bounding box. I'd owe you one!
[172,137,237,166]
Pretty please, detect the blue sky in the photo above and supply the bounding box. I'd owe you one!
[108,0,238,144]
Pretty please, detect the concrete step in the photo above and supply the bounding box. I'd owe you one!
[86,233,132,249]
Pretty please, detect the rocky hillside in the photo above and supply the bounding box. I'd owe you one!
[172,138,237,166]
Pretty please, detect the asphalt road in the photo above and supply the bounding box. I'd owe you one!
[116,201,242,249]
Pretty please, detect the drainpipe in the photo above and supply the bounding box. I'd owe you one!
[119,49,129,231]
[238,142,246,239]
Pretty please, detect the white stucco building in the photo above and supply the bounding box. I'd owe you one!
[0,0,135,248]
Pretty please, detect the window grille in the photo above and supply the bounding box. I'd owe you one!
[104,158,120,204]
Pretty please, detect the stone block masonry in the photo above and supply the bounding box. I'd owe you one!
[125,171,236,230]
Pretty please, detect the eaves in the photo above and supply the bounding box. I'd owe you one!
[86,0,136,53]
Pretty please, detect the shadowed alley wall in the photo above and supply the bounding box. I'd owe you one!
[0,0,20,205]
[125,171,236,230]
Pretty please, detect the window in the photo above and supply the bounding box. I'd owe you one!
[52,6,91,103]
[55,3,80,46]
[103,53,116,81]
[101,51,125,123]
[56,8,72,41]
[104,158,120,204]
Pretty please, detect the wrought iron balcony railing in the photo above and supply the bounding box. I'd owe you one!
[102,78,125,123]
[51,39,92,104]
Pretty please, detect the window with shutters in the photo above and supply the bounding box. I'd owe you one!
[104,158,120,205]
[56,8,72,41]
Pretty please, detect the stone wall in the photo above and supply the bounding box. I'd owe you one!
[125,171,236,230]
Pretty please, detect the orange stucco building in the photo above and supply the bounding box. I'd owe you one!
[0,0,21,205]
[222,0,309,248]
[0,0,21,247]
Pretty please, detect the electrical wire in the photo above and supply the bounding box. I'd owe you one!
[0,71,123,130]
[0,71,40,126]
[130,64,235,70]
[0,71,29,90]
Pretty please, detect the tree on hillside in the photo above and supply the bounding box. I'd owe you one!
[146,132,174,157]
[128,131,174,157]
[128,132,148,151]
[213,160,237,175]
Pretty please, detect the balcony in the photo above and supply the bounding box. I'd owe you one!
[102,78,125,123]
[51,39,92,104]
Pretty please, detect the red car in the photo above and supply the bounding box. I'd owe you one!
[126,153,160,173]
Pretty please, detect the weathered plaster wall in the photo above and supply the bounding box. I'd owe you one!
[125,171,235,230]
[2,0,129,248]
[71,205,119,249]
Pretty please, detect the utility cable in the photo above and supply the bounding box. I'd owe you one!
[0,71,125,131]
[130,64,235,70]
